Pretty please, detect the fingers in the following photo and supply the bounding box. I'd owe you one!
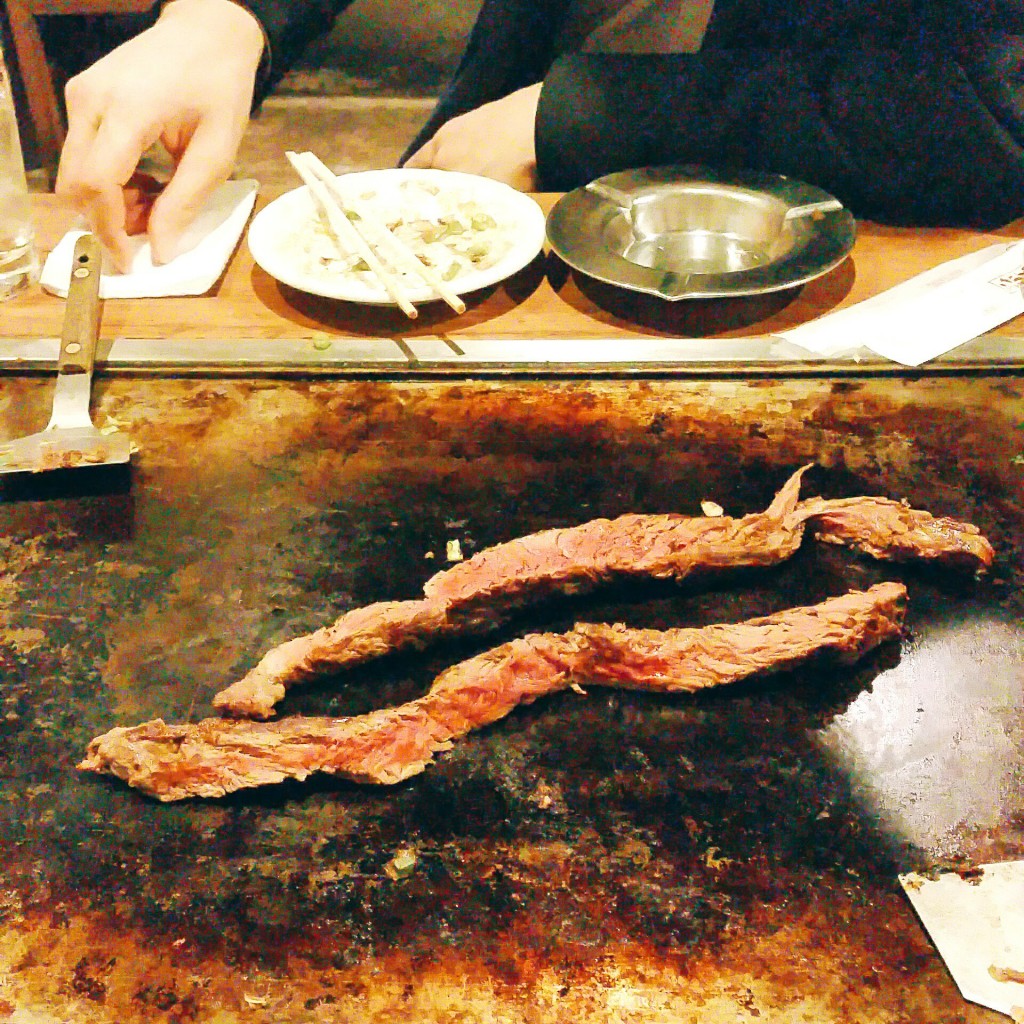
[403,137,437,169]
[57,81,155,272]
[54,0,262,272]
[405,128,538,190]
[146,121,235,264]
[398,85,542,190]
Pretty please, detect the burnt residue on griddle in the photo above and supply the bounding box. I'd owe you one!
[1,374,1023,1020]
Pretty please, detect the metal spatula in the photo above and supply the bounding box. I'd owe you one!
[0,233,131,475]
[900,861,1024,1021]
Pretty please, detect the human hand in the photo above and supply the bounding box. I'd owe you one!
[405,83,541,191]
[55,0,265,272]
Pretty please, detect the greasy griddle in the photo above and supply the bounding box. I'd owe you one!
[1,375,1022,1023]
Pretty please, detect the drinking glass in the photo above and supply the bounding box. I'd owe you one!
[0,38,38,300]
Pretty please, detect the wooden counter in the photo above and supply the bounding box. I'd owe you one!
[4,192,1024,375]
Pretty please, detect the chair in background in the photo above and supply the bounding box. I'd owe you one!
[3,0,153,177]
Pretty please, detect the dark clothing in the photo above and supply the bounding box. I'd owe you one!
[240,0,346,97]
[250,0,1024,225]
[536,40,1024,225]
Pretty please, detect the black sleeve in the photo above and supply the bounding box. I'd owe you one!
[400,0,572,160]
[237,0,357,102]
[535,36,1024,226]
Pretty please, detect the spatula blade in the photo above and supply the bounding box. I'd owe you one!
[900,862,1024,1020]
[0,426,132,475]
[0,233,134,477]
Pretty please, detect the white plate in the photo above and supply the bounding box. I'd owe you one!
[247,168,547,305]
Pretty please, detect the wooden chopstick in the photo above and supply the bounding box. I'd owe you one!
[301,151,468,316]
[285,150,418,318]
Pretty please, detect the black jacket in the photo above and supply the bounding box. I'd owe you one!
[247,0,1024,225]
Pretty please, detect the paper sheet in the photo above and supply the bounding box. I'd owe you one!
[900,862,1024,1021]
[40,179,259,299]
[781,240,1024,365]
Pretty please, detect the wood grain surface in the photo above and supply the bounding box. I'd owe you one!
[7,192,1024,345]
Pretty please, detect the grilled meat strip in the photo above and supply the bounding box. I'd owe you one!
[212,468,991,721]
[82,583,907,801]
[791,496,994,569]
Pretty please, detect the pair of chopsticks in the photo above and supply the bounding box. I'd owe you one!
[285,150,466,318]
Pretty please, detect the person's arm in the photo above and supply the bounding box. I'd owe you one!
[404,83,541,190]
[534,37,1024,226]
[399,0,568,188]
[55,0,354,272]
[238,0,351,102]
[55,0,265,271]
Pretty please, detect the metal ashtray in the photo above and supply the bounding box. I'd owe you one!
[546,165,856,300]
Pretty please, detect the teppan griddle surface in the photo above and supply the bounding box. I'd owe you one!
[1,376,1022,1023]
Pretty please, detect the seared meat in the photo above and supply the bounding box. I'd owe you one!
[213,468,991,720]
[215,598,451,718]
[422,464,811,611]
[81,583,907,801]
[791,496,994,569]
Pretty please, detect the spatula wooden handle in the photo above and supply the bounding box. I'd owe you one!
[58,233,102,376]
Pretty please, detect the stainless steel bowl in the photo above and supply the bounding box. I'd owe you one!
[547,166,857,301]
[609,184,795,274]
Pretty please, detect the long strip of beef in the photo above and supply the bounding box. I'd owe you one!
[212,468,991,720]
[790,496,994,569]
[82,582,907,801]
[211,465,805,719]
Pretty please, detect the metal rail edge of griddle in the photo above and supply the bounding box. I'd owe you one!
[1,332,1024,379]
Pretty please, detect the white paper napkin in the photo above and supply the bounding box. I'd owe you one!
[780,239,1024,365]
[40,179,259,299]
[900,863,1024,1021]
